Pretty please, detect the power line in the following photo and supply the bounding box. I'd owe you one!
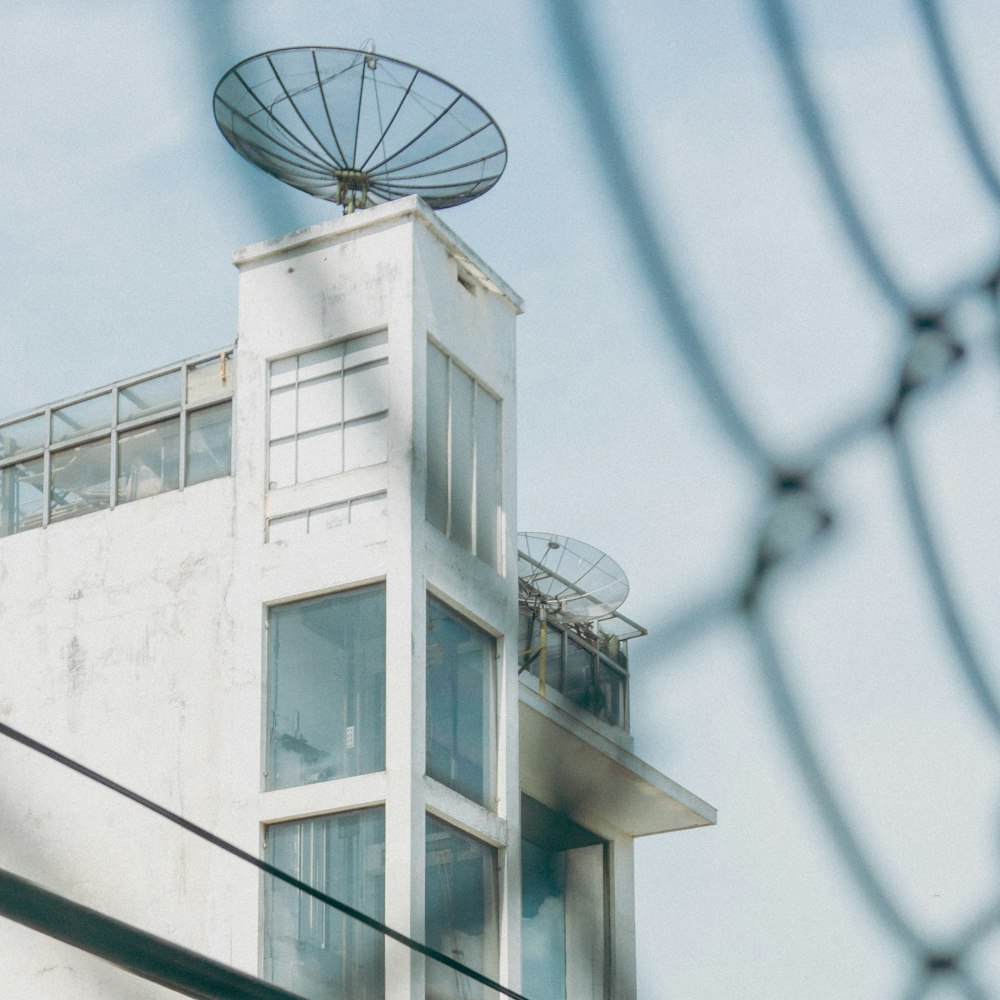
[0,720,531,1000]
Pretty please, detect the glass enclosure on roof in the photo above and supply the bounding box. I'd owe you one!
[518,612,631,730]
[0,348,234,537]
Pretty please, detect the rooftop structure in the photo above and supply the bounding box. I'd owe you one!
[0,196,714,1000]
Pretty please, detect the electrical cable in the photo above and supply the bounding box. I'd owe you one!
[0,720,532,1000]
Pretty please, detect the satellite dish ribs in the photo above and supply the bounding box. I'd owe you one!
[517,532,631,626]
[214,46,507,213]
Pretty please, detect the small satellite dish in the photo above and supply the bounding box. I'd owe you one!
[214,46,507,213]
[518,532,630,624]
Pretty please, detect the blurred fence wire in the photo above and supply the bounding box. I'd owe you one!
[543,0,1000,996]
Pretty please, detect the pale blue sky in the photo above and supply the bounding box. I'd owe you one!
[3,2,1000,997]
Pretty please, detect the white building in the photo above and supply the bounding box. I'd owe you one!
[0,196,714,1000]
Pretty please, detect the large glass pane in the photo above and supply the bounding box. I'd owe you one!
[563,636,598,716]
[343,329,387,369]
[425,816,499,1000]
[426,597,495,807]
[521,838,567,1000]
[299,374,342,433]
[186,402,232,486]
[596,660,626,728]
[51,393,111,444]
[298,344,342,381]
[187,355,234,405]
[270,355,298,389]
[267,585,386,790]
[1,458,44,536]
[343,362,388,421]
[270,386,297,440]
[50,437,111,523]
[265,809,385,1000]
[298,426,343,482]
[0,414,45,460]
[118,371,181,422]
[269,439,296,490]
[474,389,499,569]
[426,343,449,534]
[117,418,180,504]
[450,367,474,550]
[343,414,387,470]
[520,798,606,1000]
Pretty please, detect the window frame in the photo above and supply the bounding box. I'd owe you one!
[425,593,499,810]
[0,347,234,536]
[266,330,389,491]
[425,338,503,571]
[264,582,388,792]
[262,805,386,1000]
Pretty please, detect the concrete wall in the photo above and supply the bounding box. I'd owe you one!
[0,197,523,999]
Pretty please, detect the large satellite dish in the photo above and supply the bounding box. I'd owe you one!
[518,532,630,624]
[214,46,507,212]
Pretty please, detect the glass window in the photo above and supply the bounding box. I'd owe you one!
[450,367,474,551]
[521,837,567,1000]
[0,348,233,540]
[265,808,385,1000]
[521,796,606,1000]
[474,392,500,569]
[518,613,628,730]
[563,636,597,715]
[344,329,388,368]
[186,354,235,405]
[298,426,343,482]
[426,345,449,534]
[597,661,625,729]
[117,418,180,504]
[50,437,111,522]
[426,597,495,807]
[425,342,501,570]
[270,385,297,441]
[425,816,499,1000]
[266,585,386,790]
[268,335,388,490]
[51,393,111,444]
[117,371,182,423]
[344,361,389,422]
[299,375,343,433]
[344,414,387,470]
[186,402,232,486]
[518,614,564,694]
[0,414,45,460]
[0,458,44,536]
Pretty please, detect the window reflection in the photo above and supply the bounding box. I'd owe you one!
[425,816,499,1000]
[51,393,111,445]
[0,459,44,536]
[50,438,111,522]
[518,613,627,730]
[266,586,386,790]
[521,796,607,1000]
[186,402,232,486]
[0,349,234,538]
[426,597,496,807]
[117,418,180,504]
[265,809,385,1000]
[118,371,182,422]
[425,342,501,570]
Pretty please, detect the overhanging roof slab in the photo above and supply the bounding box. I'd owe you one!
[519,688,716,838]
